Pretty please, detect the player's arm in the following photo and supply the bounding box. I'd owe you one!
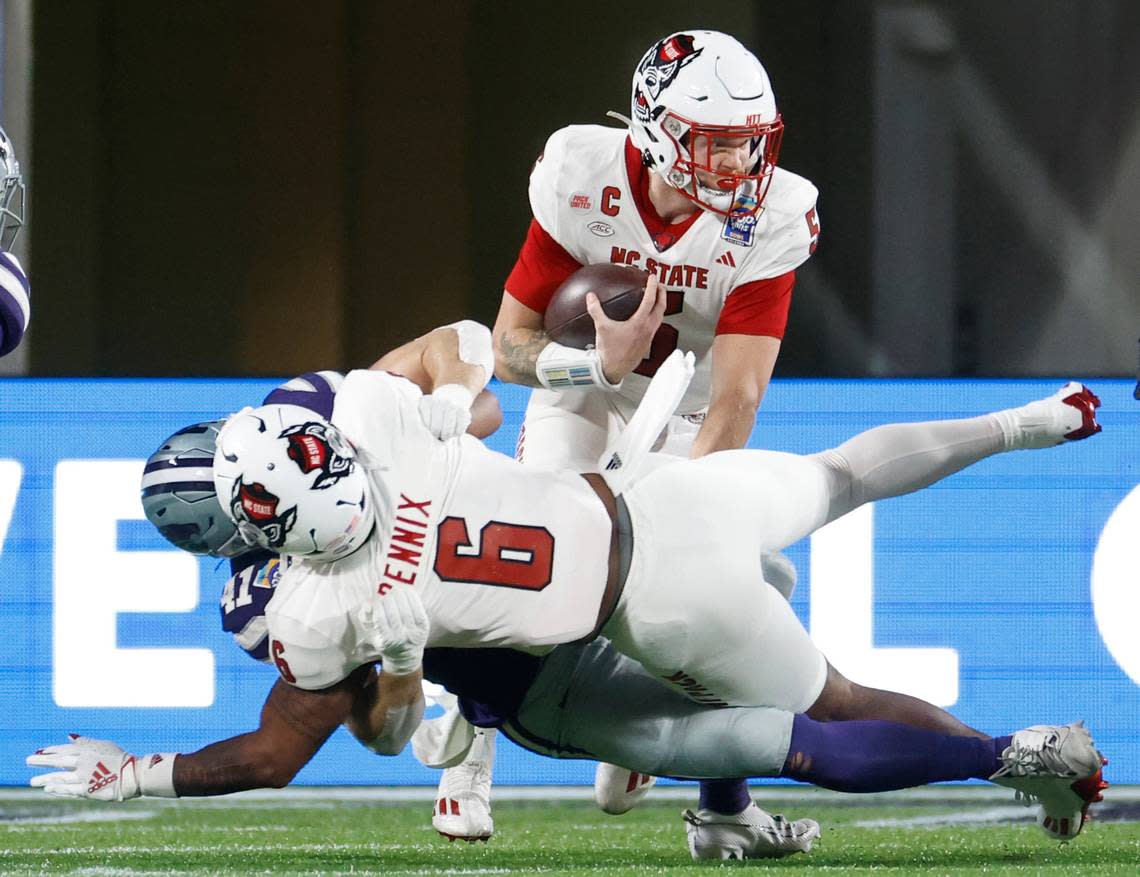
[492,293,550,387]
[493,275,666,389]
[689,271,796,458]
[26,668,370,800]
[345,665,426,756]
[372,321,501,440]
[344,585,430,755]
[689,334,781,458]
[173,670,369,794]
[494,214,665,389]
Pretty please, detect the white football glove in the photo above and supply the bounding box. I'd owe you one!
[418,383,475,440]
[26,734,177,801]
[359,586,430,676]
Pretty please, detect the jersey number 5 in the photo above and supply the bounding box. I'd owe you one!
[434,517,554,591]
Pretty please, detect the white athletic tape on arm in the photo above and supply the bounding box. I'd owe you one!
[443,320,494,389]
[535,341,622,392]
[363,700,426,756]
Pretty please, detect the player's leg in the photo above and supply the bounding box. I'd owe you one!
[812,382,1100,524]
[504,639,820,860]
[432,726,496,842]
[515,387,624,470]
[808,661,985,737]
[782,713,1107,840]
[594,504,794,817]
[627,382,1101,561]
[411,693,496,842]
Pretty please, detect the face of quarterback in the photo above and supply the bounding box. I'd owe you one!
[688,133,756,192]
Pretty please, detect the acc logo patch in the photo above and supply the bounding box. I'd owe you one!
[280,421,355,489]
[569,192,593,211]
[587,220,615,237]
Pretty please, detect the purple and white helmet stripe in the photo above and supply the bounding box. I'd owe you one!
[0,250,29,357]
[263,370,344,419]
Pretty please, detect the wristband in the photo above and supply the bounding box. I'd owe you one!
[137,752,179,798]
[535,342,622,392]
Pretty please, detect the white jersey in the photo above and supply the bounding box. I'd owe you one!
[523,125,819,413]
[264,369,612,690]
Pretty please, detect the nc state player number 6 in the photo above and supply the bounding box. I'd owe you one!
[434,518,555,591]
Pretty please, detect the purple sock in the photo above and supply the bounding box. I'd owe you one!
[782,715,1009,793]
[698,779,751,815]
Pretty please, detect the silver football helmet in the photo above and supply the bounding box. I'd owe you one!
[0,127,25,250]
[141,421,250,558]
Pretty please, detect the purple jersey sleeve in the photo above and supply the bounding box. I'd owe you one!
[0,250,30,357]
[262,371,344,419]
[219,556,293,663]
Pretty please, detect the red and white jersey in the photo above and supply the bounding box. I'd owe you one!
[264,369,612,690]
[505,125,820,414]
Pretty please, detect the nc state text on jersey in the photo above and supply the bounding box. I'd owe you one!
[609,247,710,289]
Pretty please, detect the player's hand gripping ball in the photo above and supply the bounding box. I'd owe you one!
[543,263,651,348]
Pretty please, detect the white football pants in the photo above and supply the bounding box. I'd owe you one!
[503,637,794,779]
[604,412,1009,710]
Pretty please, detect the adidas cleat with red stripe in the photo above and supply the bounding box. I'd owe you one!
[990,721,1106,841]
[1004,382,1102,449]
[594,763,656,815]
[432,728,494,843]
[1037,757,1109,841]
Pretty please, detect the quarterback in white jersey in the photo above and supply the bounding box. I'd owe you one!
[490,28,817,813]
[213,358,1103,712]
[494,30,820,468]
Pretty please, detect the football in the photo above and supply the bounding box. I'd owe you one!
[543,263,650,348]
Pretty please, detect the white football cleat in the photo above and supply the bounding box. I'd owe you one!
[433,727,495,842]
[683,801,820,860]
[989,721,1107,840]
[1002,382,1101,449]
[593,763,656,815]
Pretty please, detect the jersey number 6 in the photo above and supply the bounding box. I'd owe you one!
[434,517,555,591]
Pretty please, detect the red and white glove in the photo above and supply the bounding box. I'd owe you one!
[26,734,177,801]
[418,384,474,440]
[359,586,430,676]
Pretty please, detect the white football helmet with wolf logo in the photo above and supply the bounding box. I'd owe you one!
[213,404,374,561]
[625,30,782,218]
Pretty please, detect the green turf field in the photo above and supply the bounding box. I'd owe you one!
[2,787,1139,875]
